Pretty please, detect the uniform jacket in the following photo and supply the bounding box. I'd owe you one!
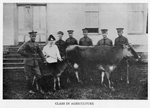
[97,38,113,46]
[114,35,129,46]
[17,40,45,66]
[42,44,61,63]
[79,36,93,46]
[65,37,78,47]
[55,39,66,57]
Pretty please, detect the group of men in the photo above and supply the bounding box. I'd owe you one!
[17,27,129,94]
[55,28,93,58]
[55,28,128,58]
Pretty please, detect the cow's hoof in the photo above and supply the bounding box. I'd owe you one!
[53,89,56,92]
[40,89,45,94]
[101,83,107,88]
[48,91,52,95]
[78,80,83,84]
[29,90,35,94]
[58,87,62,90]
[110,87,115,91]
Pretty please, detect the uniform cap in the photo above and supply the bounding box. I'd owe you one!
[116,28,124,31]
[101,29,108,33]
[57,31,64,35]
[82,28,88,33]
[48,35,56,41]
[67,30,74,34]
[28,30,37,34]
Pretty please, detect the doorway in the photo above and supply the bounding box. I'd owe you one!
[17,4,47,43]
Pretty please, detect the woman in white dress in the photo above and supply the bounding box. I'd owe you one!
[42,34,62,74]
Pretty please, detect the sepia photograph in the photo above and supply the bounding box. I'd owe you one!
[3,2,148,101]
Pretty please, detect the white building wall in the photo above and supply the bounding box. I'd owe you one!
[47,3,84,41]
[3,3,15,45]
[3,3,148,47]
[98,4,128,43]
[47,3,148,46]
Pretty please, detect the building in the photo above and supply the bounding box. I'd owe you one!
[3,3,148,61]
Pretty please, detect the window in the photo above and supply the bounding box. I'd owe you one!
[84,3,99,33]
[85,11,99,33]
[128,3,148,34]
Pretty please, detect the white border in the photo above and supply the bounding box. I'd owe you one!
[0,0,149,108]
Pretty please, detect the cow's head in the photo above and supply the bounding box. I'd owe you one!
[122,44,140,60]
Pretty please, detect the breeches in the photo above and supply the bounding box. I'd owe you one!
[24,65,42,90]
[24,65,41,80]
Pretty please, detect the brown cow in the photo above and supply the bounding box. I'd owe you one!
[66,44,139,91]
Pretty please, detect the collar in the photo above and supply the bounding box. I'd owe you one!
[83,36,88,39]
[29,40,35,43]
[103,37,108,40]
[119,35,123,38]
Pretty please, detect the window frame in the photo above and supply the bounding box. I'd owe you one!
[128,4,148,35]
[84,10,99,34]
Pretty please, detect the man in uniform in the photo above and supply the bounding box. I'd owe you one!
[65,30,78,48]
[55,31,66,58]
[114,28,128,46]
[79,28,93,46]
[97,29,113,46]
[114,28,129,82]
[79,29,93,82]
[17,30,46,94]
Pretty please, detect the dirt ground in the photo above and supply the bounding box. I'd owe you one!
[3,63,148,99]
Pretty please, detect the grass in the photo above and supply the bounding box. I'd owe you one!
[3,64,148,99]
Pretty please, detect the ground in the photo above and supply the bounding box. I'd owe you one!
[3,63,148,99]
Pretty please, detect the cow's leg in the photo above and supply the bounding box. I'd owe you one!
[126,60,129,84]
[75,69,82,84]
[98,65,106,86]
[32,76,39,91]
[35,78,39,91]
[53,77,57,91]
[105,71,115,91]
[73,63,82,83]
[32,76,36,86]
[101,71,105,85]
[57,76,61,89]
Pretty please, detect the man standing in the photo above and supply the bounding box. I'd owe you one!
[55,31,66,58]
[79,28,93,82]
[97,29,113,46]
[65,30,78,48]
[17,30,46,94]
[79,29,93,46]
[114,28,128,46]
[114,28,129,82]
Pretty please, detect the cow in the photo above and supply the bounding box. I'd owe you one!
[66,44,139,91]
[32,58,72,92]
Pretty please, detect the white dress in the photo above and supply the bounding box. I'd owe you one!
[42,44,61,63]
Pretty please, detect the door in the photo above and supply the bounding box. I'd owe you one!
[17,4,47,43]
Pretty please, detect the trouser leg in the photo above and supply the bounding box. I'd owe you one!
[24,65,34,91]
[32,65,44,93]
